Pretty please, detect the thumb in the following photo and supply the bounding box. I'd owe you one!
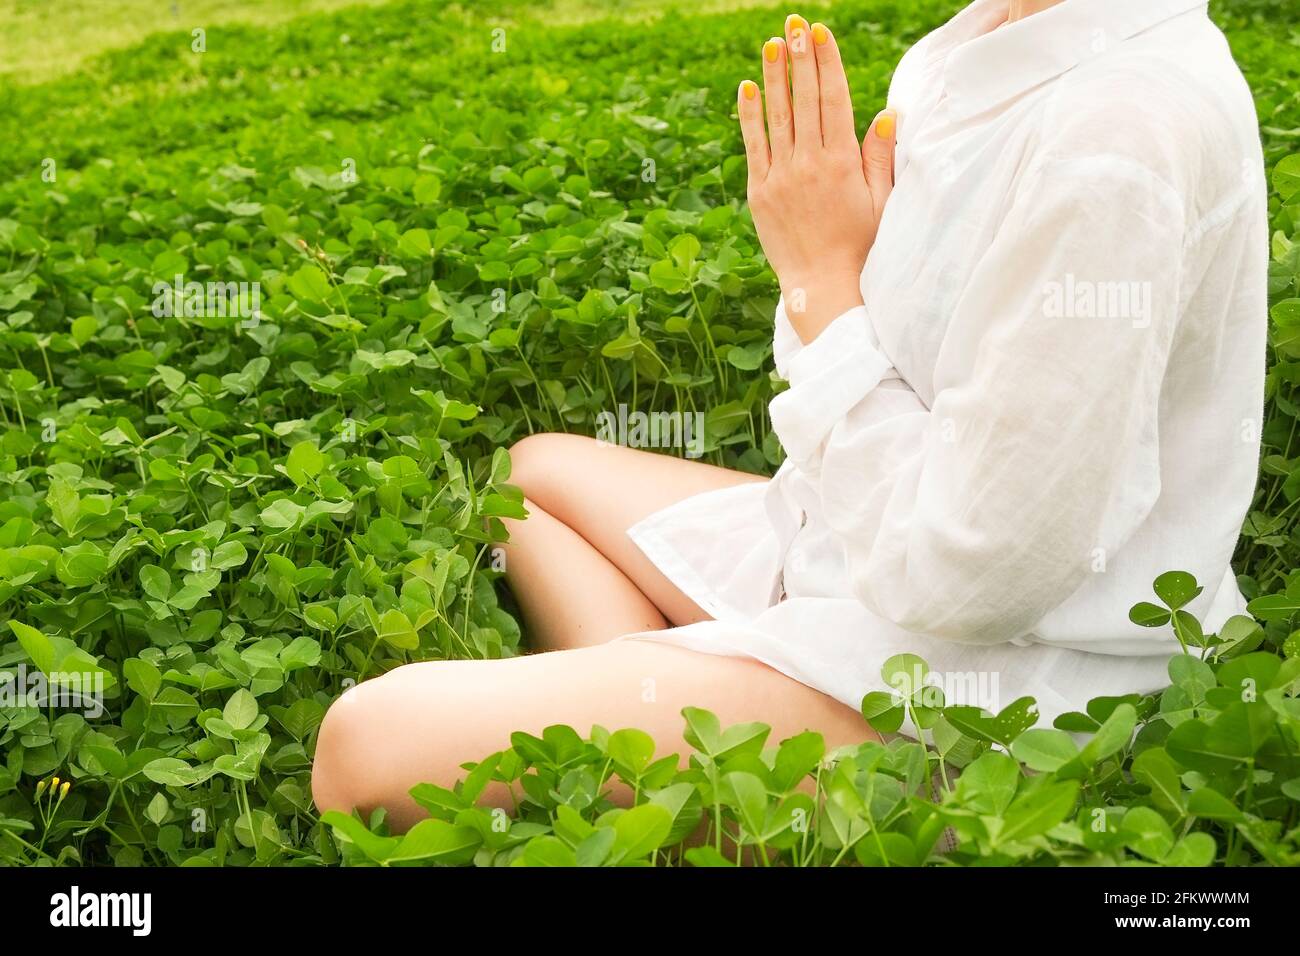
[862,108,897,209]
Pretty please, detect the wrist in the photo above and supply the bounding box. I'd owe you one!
[781,273,865,344]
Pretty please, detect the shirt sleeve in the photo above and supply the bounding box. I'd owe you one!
[770,300,900,464]
[770,294,804,382]
[769,154,1188,645]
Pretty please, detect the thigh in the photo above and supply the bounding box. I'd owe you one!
[508,433,767,625]
[312,638,874,830]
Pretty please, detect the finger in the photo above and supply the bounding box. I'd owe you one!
[784,13,820,151]
[810,23,856,150]
[760,36,793,161]
[737,80,771,183]
[862,109,897,207]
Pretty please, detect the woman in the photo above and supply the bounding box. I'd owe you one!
[312,0,1266,830]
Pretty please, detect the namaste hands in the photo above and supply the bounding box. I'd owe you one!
[737,15,896,343]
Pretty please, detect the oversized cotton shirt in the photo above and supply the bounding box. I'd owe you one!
[618,0,1267,728]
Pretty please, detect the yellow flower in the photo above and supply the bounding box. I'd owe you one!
[34,779,47,799]
[50,776,60,791]
[59,781,71,798]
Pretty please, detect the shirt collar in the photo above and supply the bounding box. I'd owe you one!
[936,0,1210,119]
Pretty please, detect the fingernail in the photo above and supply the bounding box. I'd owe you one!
[741,80,759,101]
[787,14,809,36]
[763,38,781,63]
[812,23,829,45]
[875,111,896,139]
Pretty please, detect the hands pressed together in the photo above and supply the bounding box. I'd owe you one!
[737,15,896,343]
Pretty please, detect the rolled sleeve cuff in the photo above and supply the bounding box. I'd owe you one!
[772,296,802,381]
[769,305,893,469]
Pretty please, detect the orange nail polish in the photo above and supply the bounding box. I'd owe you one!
[763,39,781,63]
[875,112,896,139]
[741,80,758,101]
[787,14,809,37]
[812,23,829,45]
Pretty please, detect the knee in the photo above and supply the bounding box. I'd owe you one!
[507,432,592,501]
[311,679,385,818]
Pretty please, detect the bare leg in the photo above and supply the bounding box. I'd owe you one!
[502,496,670,649]
[310,434,877,830]
[502,433,766,649]
[312,639,874,830]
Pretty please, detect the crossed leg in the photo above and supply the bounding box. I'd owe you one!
[500,432,767,647]
[311,434,876,831]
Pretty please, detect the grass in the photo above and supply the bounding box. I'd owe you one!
[0,0,395,82]
[0,0,873,84]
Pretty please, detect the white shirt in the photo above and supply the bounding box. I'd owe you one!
[619,0,1267,729]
